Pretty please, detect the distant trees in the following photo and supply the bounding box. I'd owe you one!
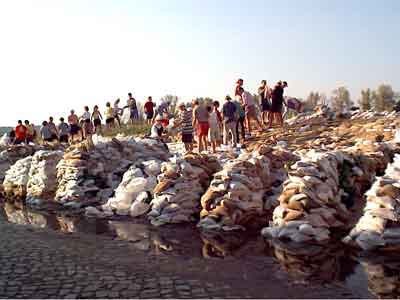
[359,88,372,111]
[305,92,321,111]
[373,84,395,112]
[331,87,352,113]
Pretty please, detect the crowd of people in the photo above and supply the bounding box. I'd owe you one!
[6,79,304,153]
[149,78,304,153]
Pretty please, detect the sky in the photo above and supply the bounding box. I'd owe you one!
[0,0,399,125]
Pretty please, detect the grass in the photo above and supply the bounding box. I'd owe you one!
[102,122,152,138]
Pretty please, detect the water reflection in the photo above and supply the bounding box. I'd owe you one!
[268,239,358,285]
[1,200,400,298]
[359,255,400,299]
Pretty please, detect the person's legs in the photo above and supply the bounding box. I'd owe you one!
[198,134,204,152]
[239,117,245,141]
[223,122,230,145]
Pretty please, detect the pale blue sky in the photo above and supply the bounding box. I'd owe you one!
[0,0,399,125]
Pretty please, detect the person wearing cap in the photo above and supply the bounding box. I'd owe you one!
[150,115,164,139]
[177,102,194,152]
[222,95,237,146]
[192,99,210,153]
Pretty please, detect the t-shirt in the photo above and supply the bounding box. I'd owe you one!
[40,126,52,140]
[105,107,114,119]
[193,105,209,123]
[58,122,70,136]
[151,124,163,138]
[222,101,237,122]
[179,110,193,134]
[81,111,90,121]
[26,124,35,136]
[15,124,27,140]
[209,111,220,128]
[144,101,155,113]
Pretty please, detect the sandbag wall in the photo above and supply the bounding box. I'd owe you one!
[148,153,221,226]
[55,138,170,206]
[343,153,400,251]
[198,146,274,231]
[3,156,33,198]
[262,143,394,244]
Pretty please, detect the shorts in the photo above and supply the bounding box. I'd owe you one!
[106,118,115,125]
[245,105,257,119]
[70,124,80,134]
[43,137,53,142]
[83,121,93,134]
[208,127,221,142]
[146,111,154,120]
[182,133,193,144]
[93,118,101,127]
[51,134,58,141]
[59,135,69,143]
[26,136,34,144]
[261,99,270,112]
[14,138,24,145]
[130,109,139,120]
[197,122,209,136]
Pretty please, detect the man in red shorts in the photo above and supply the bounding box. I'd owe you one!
[192,99,210,153]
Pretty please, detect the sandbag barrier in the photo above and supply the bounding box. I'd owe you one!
[343,153,400,251]
[262,142,395,244]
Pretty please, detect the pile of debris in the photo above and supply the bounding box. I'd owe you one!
[198,146,272,231]
[3,156,33,198]
[55,137,170,206]
[26,150,63,201]
[343,154,400,251]
[286,105,333,127]
[148,153,221,226]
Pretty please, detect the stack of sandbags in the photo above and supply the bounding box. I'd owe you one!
[198,146,272,231]
[148,153,221,226]
[286,105,332,127]
[99,159,161,217]
[343,154,400,251]
[262,150,348,243]
[0,144,35,183]
[26,150,63,201]
[3,156,33,198]
[55,137,170,206]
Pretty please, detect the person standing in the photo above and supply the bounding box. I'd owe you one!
[68,110,80,143]
[48,117,58,141]
[14,120,27,144]
[177,102,194,152]
[238,87,263,134]
[80,106,91,141]
[144,96,155,125]
[58,117,70,144]
[258,80,271,125]
[222,95,237,147]
[235,78,244,98]
[208,104,221,153]
[92,105,103,134]
[40,121,53,143]
[192,99,209,153]
[24,120,35,144]
[234,96,246,144]
[113,99,122,128]
[127,93,138,123]
[269,81,286,128]
[104,102,115,130]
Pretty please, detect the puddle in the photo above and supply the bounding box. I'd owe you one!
[1,200,400,298]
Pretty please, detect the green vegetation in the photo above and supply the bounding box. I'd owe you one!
[102,122,152,138]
